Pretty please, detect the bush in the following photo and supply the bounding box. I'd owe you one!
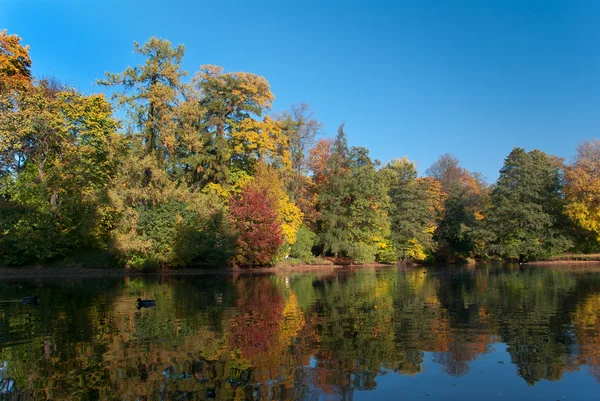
[229,186,284,267]
[112,195,235,269]
[290,225,317,260]
[348,243,377,264]
[377,243,399,264]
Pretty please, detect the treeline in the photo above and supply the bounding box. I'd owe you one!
[1,31,599,268]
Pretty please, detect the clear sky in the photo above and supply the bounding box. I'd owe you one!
[2,0,599,181]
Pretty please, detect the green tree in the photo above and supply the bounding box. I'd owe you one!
[316,126,390,262]
[316,124,351,257]
[485,148,571,260]
[0,83,118,264]
[383,158,445,262]
[186,65,284,188]
[98,37,187,164]
[427,154,487,261]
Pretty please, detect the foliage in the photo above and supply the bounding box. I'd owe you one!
[229,185,284,267]
[2,31,600,268]
[427,154,488,261]
[0,76,118,265]
[289,225,317,260]
[564,140,600,246]
[384,158,445,261]
[0,29,32,93]
[485,148,571,260]
[248,162,303,247]
[98,37,187,162]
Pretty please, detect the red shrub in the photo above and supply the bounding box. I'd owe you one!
[229,186,284,267]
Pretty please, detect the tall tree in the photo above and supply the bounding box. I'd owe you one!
[98,37,187,162]
[278,103,322,228]
[316,124,351,257]
[564,140,600,247]
[485,148,571,260]
[0,30,32,93]
[315,126,390,262]
[345,147,391,262]
[277,103,322,198]
[0,85,119,264]
[188,65,287,187]
[0,30,32,180]
[427,154,487,261]
[383,158,445,261]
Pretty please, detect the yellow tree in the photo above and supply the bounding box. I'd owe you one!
[247,162,303,248]
[0,30,33,178]
[0,29,32,92]
[98,37,188,162]
[565,140,600,240]
[190,65,284,187]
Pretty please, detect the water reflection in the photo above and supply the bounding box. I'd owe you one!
[0,266,600,400]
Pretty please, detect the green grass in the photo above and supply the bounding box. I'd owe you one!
[544,254,600,261]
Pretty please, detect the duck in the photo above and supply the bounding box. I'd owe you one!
[20,296,39,306]
[136,298,155,309]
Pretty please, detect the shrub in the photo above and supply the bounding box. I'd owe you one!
[290,225,317,260]
[229,186,284,267]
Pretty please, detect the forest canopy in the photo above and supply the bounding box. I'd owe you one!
[1,31,599,268]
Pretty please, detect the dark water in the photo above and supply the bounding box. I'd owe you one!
[1,265,600,400]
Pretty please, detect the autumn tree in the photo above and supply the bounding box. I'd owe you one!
[383,158,445,262]
[98,37,187,163]
[0,30,32,181]
[1,33,123,264]
[427,154,487,261]
[229,185,284,266]
[246,162,303,250]
[185,65,289,189]
[564,140,600,249]
[0,29,32,93]
[0,85,119,264]
[485,148,571,260]
[277,103,322,219]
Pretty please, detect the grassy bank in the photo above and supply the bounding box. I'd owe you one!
[0,252,402,278]
[526,254,600,265]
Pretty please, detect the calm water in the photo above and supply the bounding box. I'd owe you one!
[1,265,600,400]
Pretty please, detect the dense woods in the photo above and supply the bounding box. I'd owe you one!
[2,31,600,268]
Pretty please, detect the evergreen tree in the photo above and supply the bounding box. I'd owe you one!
[384,158,444,261]
[485,148,571,260]
[317,124,351,257]
[427,154,487,261]
[98,37,188,165]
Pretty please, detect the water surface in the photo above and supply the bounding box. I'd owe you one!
[1,265,600,400]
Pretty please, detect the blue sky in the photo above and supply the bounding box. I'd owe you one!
[2,0,599,181]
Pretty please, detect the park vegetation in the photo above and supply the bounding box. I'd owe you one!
[2,31,600,268]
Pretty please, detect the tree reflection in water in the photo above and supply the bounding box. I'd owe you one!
[0,265,599,400]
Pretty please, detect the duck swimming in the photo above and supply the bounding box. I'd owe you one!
[136,298,155,309]
[20,296,39,306]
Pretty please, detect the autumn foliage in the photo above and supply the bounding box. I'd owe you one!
[2,30,600,268]
[229,186,284,267]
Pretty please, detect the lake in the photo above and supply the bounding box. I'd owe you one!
[1,265,600,400]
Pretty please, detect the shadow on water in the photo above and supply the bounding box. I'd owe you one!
[1,265,600,400]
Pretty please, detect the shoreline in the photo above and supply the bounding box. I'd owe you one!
[0,262,403,279]
[4,259,600,279]
[525,259,600,266]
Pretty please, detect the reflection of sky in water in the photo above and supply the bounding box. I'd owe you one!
[363,345,599,401]
[0,265,599,400]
